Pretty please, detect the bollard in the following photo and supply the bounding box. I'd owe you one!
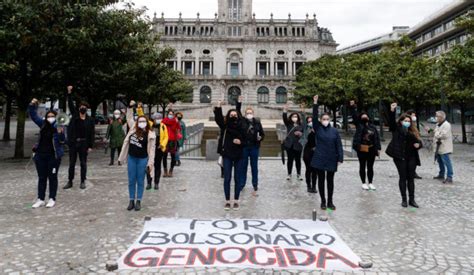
[359,261,373,269]
[312,209,317,221]
[105,261,118,271]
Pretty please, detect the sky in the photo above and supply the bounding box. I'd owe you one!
[121,0,454,49]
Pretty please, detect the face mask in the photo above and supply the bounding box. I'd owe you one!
[114,114,120,119]
[246,114,254,120]
[79,108,87,115]
[230,116,238,122]
[47,117,56,124]
[291,117,298,123]
[138,122,147,129]
[155,120,161,125]
[177,117,182,121]
[411,116,417,122]
[168,115,174,119]
[307,122,313,127]
[322,120,330,127]
[402,121,411,128]
[361,117,369,123]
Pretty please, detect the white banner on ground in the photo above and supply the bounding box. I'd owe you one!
[118,218,361,271]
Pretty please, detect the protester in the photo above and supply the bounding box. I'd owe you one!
[214,100,245,210]
[303,115,317,193]
[118,101,156,211]
[311,95,343,210]
[406,110,423,179]
[146,112,169,190]
[282,105,304,181]
[432,111,454,183]
[236,96,265,195]
[64,86,95,190]
[386,103,422,208]
[175,112,187,167]
[106,110,126,166]
[162,106,181,178]
[29,99,66,208]
[350,100,381,190]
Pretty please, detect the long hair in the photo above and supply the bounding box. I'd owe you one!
[398,113,420,139]
[134,115,150,138]
[288,112,302,125]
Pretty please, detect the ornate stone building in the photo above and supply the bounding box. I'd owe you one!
[152,0,337,106]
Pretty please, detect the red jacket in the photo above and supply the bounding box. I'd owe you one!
[162,117,181,141]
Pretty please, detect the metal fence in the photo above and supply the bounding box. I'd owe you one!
[180,123,205,157]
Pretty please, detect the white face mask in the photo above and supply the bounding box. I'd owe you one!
[291,117,298,123]
[155,119,161,125]
[411,116,417,122]
[307,122,313,127]
[246,114,254,120]
[322,120,330,127]
[138,122,147,129]
[114,114,120,119]
[47,117,56,124]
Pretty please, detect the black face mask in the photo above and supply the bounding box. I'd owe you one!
[177,117,182,121]
[229,117,238,123]
[361,117,369,123]
[79,108,87,115]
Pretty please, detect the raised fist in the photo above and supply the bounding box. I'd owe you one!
[129,100,136,107]
[350,100,355,107]
[391,102,398,111]
[31,98,39,106]
[313,95,319,104]
[67,86,73,94]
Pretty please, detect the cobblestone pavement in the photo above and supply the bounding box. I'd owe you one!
[1,122,474,274]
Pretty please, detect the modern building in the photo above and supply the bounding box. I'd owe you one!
[337,26,409,55]
[408,0,472,57]
[337,0,472,57]
[152,0,337,106]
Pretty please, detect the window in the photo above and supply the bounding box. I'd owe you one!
[276,62,286,76]
[277,50,285,55]
[228,86,241,105]
[257,62,268,76]
[295,50,303,56]
[230,63,240,76]
[294,62,304,75]
[259,49,267,55]
[276,87,288,104]
[167,61,176,70]
[257,87,270,104]
[434,25,443,35]
[184,62,194,75]
[228,0,243,21]
[203,49,211,55]
[445,20,454,30]
[200,86,212,103]
[423,32,432,40]
[202,62,212,76]
[185,49,193,55]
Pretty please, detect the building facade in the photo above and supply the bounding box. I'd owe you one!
[408,0,472,58]
[152,0,337,106]
[337,26,409,55]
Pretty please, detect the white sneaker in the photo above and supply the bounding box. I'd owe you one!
[286,175,291,181]
[32,199,45,209]
[297,175,304,181]
[369,184,376,190]
[46,199,56,208]
[361,183,369,190]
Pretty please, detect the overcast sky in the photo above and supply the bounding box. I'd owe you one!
[123,0,454,48]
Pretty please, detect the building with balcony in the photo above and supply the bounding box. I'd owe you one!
[152,0,337,105]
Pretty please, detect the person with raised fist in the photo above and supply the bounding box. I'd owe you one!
[385,102,422,208]
[63,85,95,190]
[29,98,66,209]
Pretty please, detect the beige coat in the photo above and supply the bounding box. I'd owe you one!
[433,120,453,155]
[118,108,156,181]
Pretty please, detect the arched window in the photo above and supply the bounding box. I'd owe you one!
[257,87,270,104]
[276,87,288,104]
[200,86,212,103]
[227,86,241,105]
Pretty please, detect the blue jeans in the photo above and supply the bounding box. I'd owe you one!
[127,156,148,200]
[240,145,259,190]
[437,153,454,179]
[223,157,243,201]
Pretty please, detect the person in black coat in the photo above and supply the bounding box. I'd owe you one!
[311,95,343,211]
[214,100,246,211]
[385,103,422,208]
[236,96,265,195]
[282,105,304,181]
[303,116,317,193]
[350,100,381,191]
[64,86,95,190]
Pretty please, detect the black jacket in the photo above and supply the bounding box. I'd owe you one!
[303,130,316,162]
[350,107,381,153]
[214,107,245,160]
[236,101,265,147]
[385,110,422,161]
[67,95,95,148]
[282,112,304,151]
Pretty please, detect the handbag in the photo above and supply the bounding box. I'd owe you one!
[359,144,371,153]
